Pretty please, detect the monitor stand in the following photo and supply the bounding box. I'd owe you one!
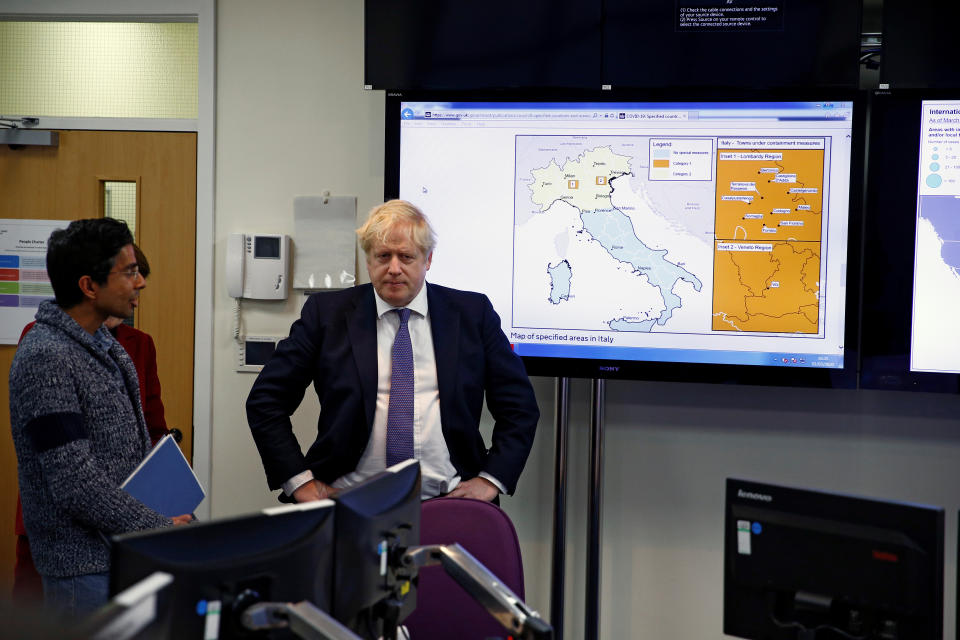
[403,542,553,640]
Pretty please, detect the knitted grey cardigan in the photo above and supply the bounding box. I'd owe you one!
[10,301,172,578]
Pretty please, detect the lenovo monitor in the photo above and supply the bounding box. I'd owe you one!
[724,478,944,639]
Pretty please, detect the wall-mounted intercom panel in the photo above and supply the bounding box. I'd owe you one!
[236,335,282,373]
[226,233,290,300]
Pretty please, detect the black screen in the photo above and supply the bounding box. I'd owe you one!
[365,0,860,91]
[254,236,281,259]
[245,339,277,366]
[364,0,601,90]
[881,1,960,88]
[604,0,861,90]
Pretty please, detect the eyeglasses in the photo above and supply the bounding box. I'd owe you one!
[108,265,141,279]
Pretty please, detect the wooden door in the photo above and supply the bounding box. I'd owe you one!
[0,130,197,594]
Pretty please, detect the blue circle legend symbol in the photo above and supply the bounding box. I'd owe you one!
[751,522,763,535]
[926,148,943,188]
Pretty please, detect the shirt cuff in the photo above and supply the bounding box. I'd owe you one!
[478,472,506,495]
[282,469,315,496]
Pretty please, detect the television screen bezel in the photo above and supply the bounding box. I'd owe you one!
[384,88,865,388]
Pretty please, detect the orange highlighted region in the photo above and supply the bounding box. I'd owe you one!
[568,179,579,189]
[712,241,820,333]
[715,147,824,242]
[653,158,669,168]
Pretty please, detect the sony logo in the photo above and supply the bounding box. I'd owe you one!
[598,366,620,372]
[737,489,773,502]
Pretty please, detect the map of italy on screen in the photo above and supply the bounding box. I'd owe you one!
[398,101,853,369]
[911,101,960,373]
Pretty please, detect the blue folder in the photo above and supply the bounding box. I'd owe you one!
[121,434,205,517]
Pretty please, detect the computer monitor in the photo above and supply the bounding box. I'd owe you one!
[724,478,944,639]
[332,459,422,639]
[385,91,863,388]
[110,500,335,639]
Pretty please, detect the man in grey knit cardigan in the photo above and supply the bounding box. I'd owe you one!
[9,218,191,617]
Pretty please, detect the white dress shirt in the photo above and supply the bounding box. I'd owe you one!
[283,285,505,499]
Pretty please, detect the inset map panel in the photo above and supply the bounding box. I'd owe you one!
[713,240,820,333]
[715,140,824,242]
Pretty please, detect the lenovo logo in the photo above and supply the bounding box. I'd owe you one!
[737,489,773,502]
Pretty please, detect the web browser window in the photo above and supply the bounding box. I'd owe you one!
[397,100,855,369]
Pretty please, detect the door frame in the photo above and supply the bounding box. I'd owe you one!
[1,0,216,519]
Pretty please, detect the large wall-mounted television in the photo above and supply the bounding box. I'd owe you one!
[603,0,861,90]
[860,90,960,393]
[364,0,602,90]
[385,91,864,386]
[364,1,860,92]
[724,478,944,639]
[880,0,960,89]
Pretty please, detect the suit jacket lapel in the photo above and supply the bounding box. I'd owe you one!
[346,285,378,429]
[427,284,459,426]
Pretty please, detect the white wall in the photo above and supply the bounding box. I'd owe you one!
[213,2,960,638]
[552,381,960,638]
[212,0,383,515]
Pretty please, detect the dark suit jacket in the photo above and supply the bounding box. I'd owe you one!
[246,282,540,495]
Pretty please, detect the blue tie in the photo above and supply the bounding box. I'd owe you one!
[386,308,414,466]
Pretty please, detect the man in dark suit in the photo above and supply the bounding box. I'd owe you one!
[247,200,540,503]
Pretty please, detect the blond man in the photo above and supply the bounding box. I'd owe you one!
[247,200,539,502]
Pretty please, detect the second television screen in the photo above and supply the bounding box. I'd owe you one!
[911,99,960,374]
[389,95,859,382]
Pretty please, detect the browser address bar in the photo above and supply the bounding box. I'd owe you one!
[423,111,691,120]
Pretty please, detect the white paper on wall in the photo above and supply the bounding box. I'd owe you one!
[292,195,357,289]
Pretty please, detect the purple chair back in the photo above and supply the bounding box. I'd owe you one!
[404,497,525,640]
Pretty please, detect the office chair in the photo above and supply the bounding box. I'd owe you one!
[404,497,526,640]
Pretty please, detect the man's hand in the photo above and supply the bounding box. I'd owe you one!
[447,477,499,502]
[292,479,338,503]
[172,514,194,526]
